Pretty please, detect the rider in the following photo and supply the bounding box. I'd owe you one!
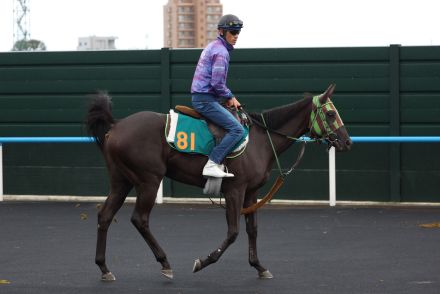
[191,14,244,178]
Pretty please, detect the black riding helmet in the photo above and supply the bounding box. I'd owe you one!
[217,14,243,31]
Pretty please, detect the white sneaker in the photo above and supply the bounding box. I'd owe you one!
[202,160,234,178]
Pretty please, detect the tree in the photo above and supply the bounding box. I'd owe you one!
[12,39,47,51]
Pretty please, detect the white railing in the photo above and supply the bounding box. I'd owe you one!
[327,136,440,206]
[0,136,439,205]
[0,137,161,202]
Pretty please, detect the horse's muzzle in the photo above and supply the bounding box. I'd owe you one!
[328,137,352,152]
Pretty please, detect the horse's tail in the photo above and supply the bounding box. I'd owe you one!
[86,91,115,150]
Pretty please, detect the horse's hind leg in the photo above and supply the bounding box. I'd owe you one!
[244,191,273,279]
[131,177,173,279]
[95,174,133,281]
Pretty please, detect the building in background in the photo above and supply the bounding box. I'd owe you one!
[163,0,222,48]
[77,36,117,51]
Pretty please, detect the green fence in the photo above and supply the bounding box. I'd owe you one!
[0,45,439,202]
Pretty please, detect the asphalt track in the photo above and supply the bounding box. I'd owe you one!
[1,201,440,294]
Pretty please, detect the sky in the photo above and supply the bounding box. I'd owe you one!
[0,0,439,51]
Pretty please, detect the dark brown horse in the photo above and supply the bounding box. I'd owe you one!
[86,84,352,281]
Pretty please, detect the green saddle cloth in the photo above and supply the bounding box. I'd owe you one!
[166,111,249,157]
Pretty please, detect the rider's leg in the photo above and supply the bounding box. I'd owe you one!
[204,102,244,163]
[192,100,244,177]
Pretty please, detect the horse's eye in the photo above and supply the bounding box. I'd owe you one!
[327,111,336,117]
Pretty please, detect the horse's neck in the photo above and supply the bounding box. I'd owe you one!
[263,97,312,154]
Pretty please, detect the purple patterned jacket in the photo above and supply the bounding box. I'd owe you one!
[191,36,234,100]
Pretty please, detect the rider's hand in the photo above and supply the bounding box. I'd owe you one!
[226,97,241,109]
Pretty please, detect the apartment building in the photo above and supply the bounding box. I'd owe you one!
[164,0,223,48]
[77,36,117,51]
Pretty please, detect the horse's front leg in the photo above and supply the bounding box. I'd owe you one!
[193,188,243,273]
[244,190,273,279]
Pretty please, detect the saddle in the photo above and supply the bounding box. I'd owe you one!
[167,105,251,197]
[174,105,251,145]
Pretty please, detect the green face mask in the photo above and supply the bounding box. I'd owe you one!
[309,94,344,138]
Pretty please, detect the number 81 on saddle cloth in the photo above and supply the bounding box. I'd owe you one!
[165,110,249,158]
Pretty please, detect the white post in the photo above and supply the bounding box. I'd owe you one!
[156,180,163,204]
[0,144,3,201]
[329,146,336,206]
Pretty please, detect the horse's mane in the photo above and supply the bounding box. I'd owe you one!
[249,93,313,129]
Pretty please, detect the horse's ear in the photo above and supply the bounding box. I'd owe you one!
[320,84,336,103]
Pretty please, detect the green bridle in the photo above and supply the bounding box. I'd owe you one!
[309,94,345,142]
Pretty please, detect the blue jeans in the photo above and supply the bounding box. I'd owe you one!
[192,94,244,164]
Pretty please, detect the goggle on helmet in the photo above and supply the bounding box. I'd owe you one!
[217,14,243,31]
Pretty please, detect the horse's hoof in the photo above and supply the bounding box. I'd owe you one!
[192,259,202,273]
[258,270,274,279]
[101,272,116,282]
[161,269,174,279]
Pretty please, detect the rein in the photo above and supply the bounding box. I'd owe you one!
[240,94,344,215]
[256,113,309,177]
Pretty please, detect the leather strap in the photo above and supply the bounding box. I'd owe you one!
[241,176,285,215]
